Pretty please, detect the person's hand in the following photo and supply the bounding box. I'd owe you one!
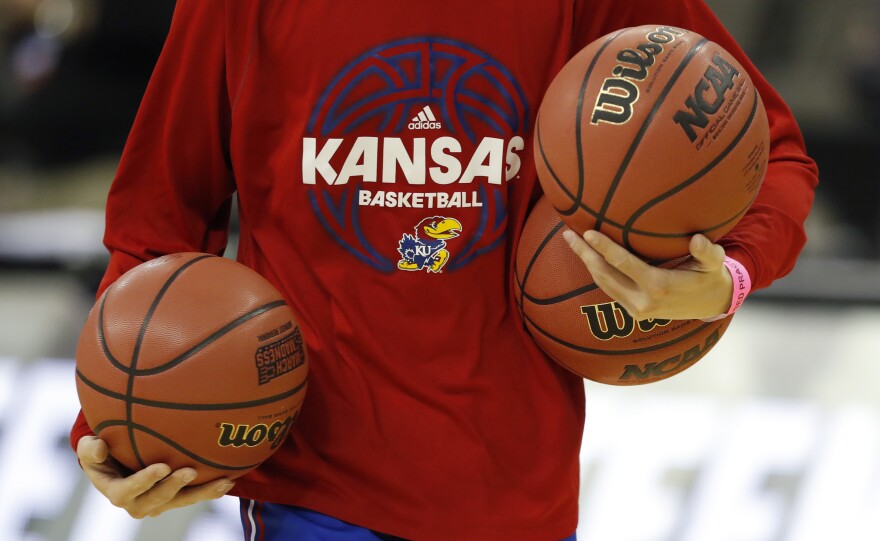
[76,435,235,519]
[562,229,733,321]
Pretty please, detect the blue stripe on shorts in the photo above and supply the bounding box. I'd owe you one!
[239,499,577,541]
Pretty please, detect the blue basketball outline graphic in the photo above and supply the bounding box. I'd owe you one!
[305,37,529,272]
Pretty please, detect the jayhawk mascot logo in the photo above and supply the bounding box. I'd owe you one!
[397,216,463,273]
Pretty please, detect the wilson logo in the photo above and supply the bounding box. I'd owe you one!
[217,414,295,450]
[580,301,671,340]
[591,26,685,126]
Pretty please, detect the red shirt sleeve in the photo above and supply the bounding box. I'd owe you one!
[573,0,819,290]
[70,0,234,453]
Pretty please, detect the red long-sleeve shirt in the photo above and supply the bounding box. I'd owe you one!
[71,2,817,539]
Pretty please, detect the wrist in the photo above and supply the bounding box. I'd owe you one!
[703,256,751,321]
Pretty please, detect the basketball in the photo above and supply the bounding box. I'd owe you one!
[75,253,308,483]
[514,197,731,385]
[534,25,769,260]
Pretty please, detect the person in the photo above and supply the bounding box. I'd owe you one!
[70,1,818,540]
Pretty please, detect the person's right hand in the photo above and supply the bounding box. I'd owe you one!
[76,435,236,518]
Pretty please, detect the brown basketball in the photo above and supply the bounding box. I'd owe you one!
[75,253,308,484]
[514,197,731,385]
[535,25,769,260]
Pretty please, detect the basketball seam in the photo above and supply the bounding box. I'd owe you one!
[620,88,760,250]
[516,220,565,309]
[76,370,307,411]
[97,290,127,374]
[536,120,610,223]
[536,123,634,229]
[515,282,602,306]
[134,300,288,376]
[92,419,260,471]
[124,254,215,469]
[536,30,627,221]
[522,308,720,355]
[514,215,605,305]
[593,38,709,233]
[570,28,630,215]
[96,293,288,377]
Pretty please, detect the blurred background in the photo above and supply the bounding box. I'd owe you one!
[0,1,878,540]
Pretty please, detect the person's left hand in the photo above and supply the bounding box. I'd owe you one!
[562,229,733,321]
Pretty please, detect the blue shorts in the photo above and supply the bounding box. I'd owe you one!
[239,499,577,541]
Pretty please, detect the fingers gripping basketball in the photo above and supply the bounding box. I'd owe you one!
[76,253,308,484]
[514,198,731,385]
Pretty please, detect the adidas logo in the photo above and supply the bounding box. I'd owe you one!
[408,105,442,130]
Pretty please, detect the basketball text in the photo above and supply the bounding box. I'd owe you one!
[580,301,671,340]
[217,414,296,450]
[257,321,294,343]
[591,26,685,125]
[358,190,483,209]
[619,327,721,381]
[255,328,306,385]
[673,52,740,143]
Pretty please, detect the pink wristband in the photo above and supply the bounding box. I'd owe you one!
[703,256,751,321]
